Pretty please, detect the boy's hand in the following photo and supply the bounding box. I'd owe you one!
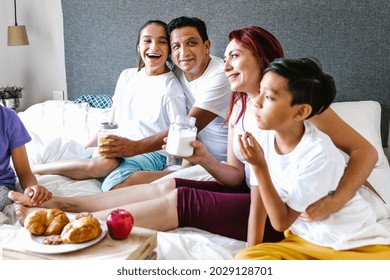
[24,185,52,206]
[238,132,266,167]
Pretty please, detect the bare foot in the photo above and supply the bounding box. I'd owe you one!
[8,191,34,206]
[14,204,41,226]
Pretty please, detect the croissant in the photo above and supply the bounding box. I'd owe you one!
[61,215,102,244]
[24,209,70,236]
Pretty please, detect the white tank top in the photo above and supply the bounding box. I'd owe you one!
[232,98,259,186]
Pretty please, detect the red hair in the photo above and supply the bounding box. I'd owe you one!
[225,26,284,125]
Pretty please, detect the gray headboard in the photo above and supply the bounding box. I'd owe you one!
[61,0,390,146]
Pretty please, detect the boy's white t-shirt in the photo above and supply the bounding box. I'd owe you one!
[174,56,231,162]
[250,121,390,250]
[112,68,186,140]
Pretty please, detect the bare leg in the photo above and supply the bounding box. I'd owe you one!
[112,170,174,189]
[92,189,179,231]
[9,178,177,213]
[31,157,121,179]
[14,189,179,232]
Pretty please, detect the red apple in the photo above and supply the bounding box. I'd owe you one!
[106,209,134,240]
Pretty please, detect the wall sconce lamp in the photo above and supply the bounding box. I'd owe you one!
[7,0,29,46]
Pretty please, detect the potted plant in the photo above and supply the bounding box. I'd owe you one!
[0,85,23,109]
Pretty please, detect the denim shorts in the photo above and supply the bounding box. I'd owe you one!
[101,152,166,192]
[0,185,13,212]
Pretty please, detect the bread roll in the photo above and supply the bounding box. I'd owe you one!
[61,216,102,244]
[25,209,70,236]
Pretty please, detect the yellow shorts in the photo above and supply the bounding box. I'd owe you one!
[235,230,390,260]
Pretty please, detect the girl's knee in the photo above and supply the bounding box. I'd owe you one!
[89,158,120,177]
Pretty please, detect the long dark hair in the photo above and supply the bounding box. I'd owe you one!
[136,20,170,70]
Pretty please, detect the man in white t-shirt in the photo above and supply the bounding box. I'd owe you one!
[169,16,231,162]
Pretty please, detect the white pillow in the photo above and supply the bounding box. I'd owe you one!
[330,101,385,167]
[19,100,112,145]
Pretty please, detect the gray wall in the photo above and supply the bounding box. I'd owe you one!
[61,0,390,145]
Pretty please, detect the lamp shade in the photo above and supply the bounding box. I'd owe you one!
[8,25,29,46]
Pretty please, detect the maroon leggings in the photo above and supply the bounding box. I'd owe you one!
[175,178,284,242]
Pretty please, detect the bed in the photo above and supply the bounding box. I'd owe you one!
[0,99,389,260]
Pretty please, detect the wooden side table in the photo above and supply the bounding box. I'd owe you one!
[2,226,157,260]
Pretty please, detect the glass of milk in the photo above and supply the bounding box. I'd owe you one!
[165,116,197,157]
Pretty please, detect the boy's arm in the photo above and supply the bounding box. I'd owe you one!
[11,145,52,205]
[247,186,268,246]
[252,164,300,231]
[239,133,300,231]
[11,145,38,188]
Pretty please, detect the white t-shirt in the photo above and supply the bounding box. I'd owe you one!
[174,56,231,162]
[112,68,186,140]
[251,121,390,250]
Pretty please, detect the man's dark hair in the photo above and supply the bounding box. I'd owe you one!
[167,16,209,42]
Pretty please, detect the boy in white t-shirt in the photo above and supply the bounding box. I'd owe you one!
[236,58,390,259]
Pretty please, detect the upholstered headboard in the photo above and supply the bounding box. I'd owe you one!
[61,0,389,146]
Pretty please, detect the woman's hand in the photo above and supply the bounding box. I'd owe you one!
[183,140,212,165]
[162,137,212,166]
[299,192,344,222]
[24,185,52,206]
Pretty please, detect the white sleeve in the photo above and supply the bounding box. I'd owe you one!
[112,68,137,109]
[162,80,187,124]
[192,58,231,118]
[193,70,231,118]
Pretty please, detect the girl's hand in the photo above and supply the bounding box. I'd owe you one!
[238,132,266,167]
[24,185,52,206]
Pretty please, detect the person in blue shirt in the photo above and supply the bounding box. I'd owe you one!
[0,105,51,212]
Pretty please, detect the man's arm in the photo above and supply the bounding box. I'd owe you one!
[102,129,168,158]
[188,106,218,132]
